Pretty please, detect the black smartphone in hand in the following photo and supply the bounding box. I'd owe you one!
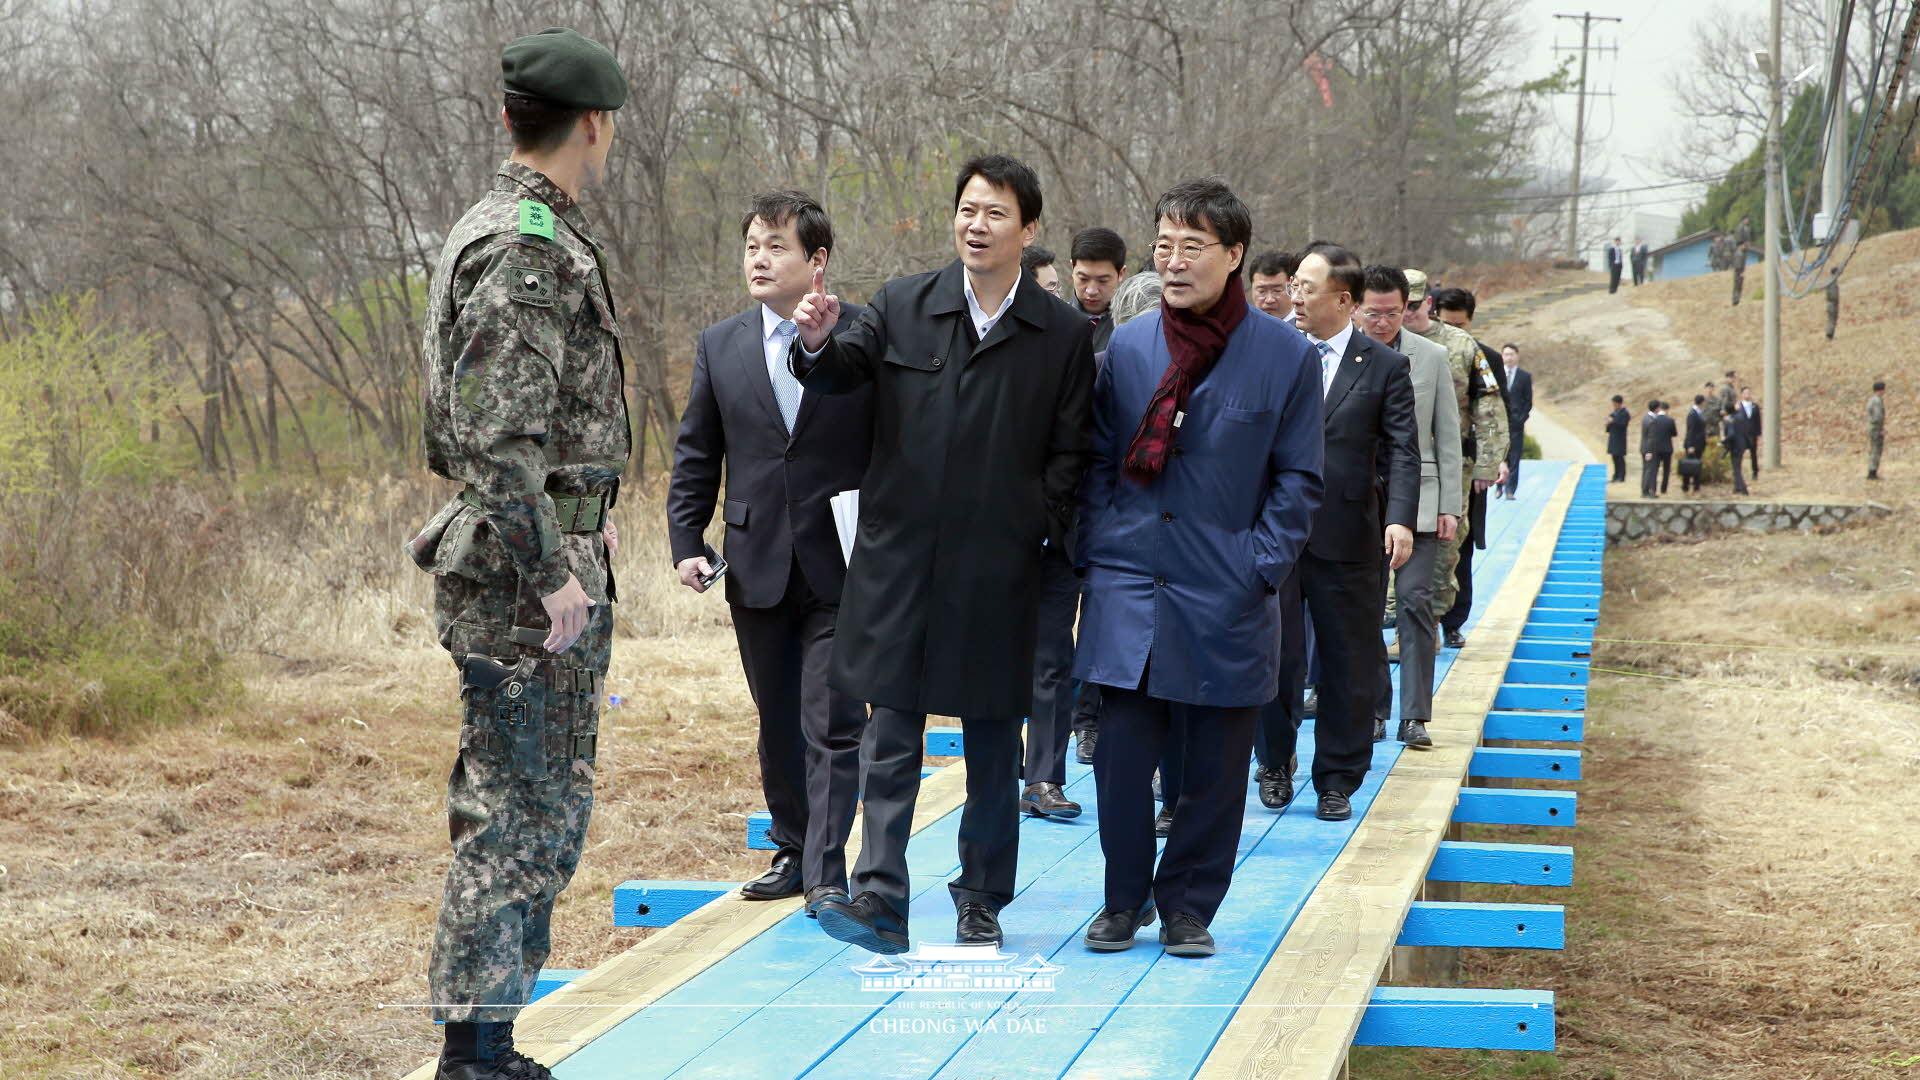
[698,543,729,590]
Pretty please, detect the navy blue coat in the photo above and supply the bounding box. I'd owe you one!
[1072,308,1324,708]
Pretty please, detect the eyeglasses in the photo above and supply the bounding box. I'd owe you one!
[1357,307,1401,322]
[1151,239,1224,262]
[1288,280,1350,301]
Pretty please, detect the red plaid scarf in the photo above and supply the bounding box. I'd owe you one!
[1122,274,1249,484]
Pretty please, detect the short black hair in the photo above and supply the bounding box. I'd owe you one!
[1432,286,1476,317]
[1360,264,1410,305]
[1725,370,1736,378]
[1247,250,1300,281]
[954,154,1043,225]
[740,189,834,259]
[1612,394,1624,404]
[1021,246,1056,272]
[1694,394,1706,405]
[1069,227,1127,271]
[1154,178,1252,255]
[504,91,587,153]
[1874,380,1887,391]
[1647,399,1660,411]
[1301,240,1364,301]
[1503,342,1520,352]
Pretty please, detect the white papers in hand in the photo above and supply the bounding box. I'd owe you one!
[830,490,860,565]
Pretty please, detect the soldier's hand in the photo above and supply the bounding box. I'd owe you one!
[1473,478,1492,494]
[676,556,713,593]
[1383,523,1414,571]
[603,517,620,559]
[1437,514,1459,542]
[539,574,596,653]
[1495,461,1510,486]
[792,266,841,352]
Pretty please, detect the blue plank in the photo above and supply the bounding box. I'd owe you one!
[1544,572,1601,586]
[1522,621,1595,644]
[1354,987,1555,1051]
[1528,606,1598,624]
[1504,659,1589,685]
[1454,787,1577,827]
[531,969,586,1004]
[1426,840,1574,886]
[1492,684,1585,711]
[1483,710,1585,742]
[612,880,732,928]
[1396,901,1565,949]
[925,726,965,757]
[746,812,775,851]
[1511,639,1592,662]
[1469,746,1582,781]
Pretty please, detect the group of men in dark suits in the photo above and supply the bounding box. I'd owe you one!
[1610,371,1761,497]
[666,154,1513,962]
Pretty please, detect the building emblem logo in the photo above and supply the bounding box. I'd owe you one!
[851,943,1063,993]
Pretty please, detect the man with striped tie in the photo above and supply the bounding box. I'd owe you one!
[667,190,872,912]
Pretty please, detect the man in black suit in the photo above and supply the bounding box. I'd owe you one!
[1261,241,1418,823]
[1682,394,1708,493]
[790,155,1095,953]
[1739,386,1762,478]
[1606,237,1624,294]
[1499,343,1531,500]
[1606,395,1630,482]
[668,191,873,909]
[1640,399,1676,497]
[1723,401,1755,495]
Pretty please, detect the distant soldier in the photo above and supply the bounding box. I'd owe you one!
[1717,371,1738,420]
[1700,380,1724,443]
[1869,380,1887,479]
[1731,216,1752,306]
[1826,270,1841,341]
[406,27,630,1080]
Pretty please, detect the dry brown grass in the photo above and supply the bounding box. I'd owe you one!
[1359,505,1920,1080]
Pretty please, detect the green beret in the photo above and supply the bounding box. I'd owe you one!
[501,27,628,110]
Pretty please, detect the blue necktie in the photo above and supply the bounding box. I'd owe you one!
[770,320,802,433]
[1315,340,1334,396]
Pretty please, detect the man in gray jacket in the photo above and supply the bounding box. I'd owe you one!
[1359,266,1461,749]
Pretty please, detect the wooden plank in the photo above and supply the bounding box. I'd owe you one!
[1510,639,1592,662]
[611,881,733,928]
[1425,840,1574,886]
[1522,621,1595,643]
[1504,659,1589,685]
[1353,987,1555,1050]
[1527,606,1598,624]
[1395,901,1565,949]
[1196,463,1581,1080]
[1453,787,1578,827]
[1482,710,1584,743]
[1468,746,1582,781]
[1492,684,1585,711]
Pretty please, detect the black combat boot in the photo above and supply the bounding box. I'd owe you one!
[439,1021,553,1080]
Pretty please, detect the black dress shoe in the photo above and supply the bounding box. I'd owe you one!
[1316,790,1352,821]
[1085,900,1156,952]
[956,901,1002,946]
[741,854,803,900]
[1153,806,1174,837]
[1074,726,1098,764]
[1158,912,1216,958]
[1020,781,1083,819]
[1399,719,1433,749]
[1372,716,1386,743]
[1256,766,1293,810]
[1444,628,1467,649]
[805,885,849,919]
[816,891,909,954]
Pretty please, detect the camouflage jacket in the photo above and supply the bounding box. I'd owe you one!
[1716,383,1737,418]
[1414,320,1509,481]
[1869,394,1885,431]
[411,161,631,600]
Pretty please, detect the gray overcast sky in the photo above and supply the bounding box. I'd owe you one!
[1517,0,1771,219]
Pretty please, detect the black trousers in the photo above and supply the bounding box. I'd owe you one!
[1095,681,1256,924]
[1744,441,1760,477]
[730,558,868,891]
[1442,526,1477,635]
[1024,546,1080,787]
[1681,451,1703,492]
[1266,553,1381,798]
[1731,444,1751,493]
[1640,453,1671,497]
[851,707,1021,918]
[1503,425,1525,497]
[1254,563,1306,775]
[1610,452,1626,482]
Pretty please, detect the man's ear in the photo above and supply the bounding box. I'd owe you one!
[500,106,512,138]
[1021,219,1039,246]
[810,248,829,274]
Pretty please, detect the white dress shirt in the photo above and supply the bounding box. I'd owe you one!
[1306,322,1355,398]
[963,269,1019,340]
[762,304,804,430]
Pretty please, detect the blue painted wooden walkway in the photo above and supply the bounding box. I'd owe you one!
[534,461,1581,1080]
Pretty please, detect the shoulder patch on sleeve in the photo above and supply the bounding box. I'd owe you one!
[518,199,556,241]
[507,263,558,308]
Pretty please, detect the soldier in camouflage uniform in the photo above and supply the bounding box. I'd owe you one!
[1403,271,1506,637]
[405,28,630,1080]
[1826,270,1841,341]
[1869,380,1886,479]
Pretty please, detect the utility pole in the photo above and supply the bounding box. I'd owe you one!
[1556,12,1621,261]
[1821,0,1848,234]
[1764,0,1784,471]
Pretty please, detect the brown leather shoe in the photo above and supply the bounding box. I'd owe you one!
[1020,781,1082,819]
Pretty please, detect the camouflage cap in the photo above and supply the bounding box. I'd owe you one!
[502,28,628,110]
[1403,268,1430,303]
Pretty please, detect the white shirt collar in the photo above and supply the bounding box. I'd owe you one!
[761,303,795,340]
[1311,321,1355,358]
[963,269,1019,338]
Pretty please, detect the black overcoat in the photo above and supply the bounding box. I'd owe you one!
[796,260,1095,717]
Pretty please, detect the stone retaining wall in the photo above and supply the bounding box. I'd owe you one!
[1607,499,1892,544]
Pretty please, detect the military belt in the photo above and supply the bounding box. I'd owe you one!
[460,487,608,533]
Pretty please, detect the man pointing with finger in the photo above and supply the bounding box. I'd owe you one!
[788,154,1096,954]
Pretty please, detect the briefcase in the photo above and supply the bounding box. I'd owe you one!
[1677,456,1703,479]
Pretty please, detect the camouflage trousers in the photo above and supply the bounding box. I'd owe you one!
[1870,431,1884,474]
[427,567,613,1024]
[1431,466,1474,617]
